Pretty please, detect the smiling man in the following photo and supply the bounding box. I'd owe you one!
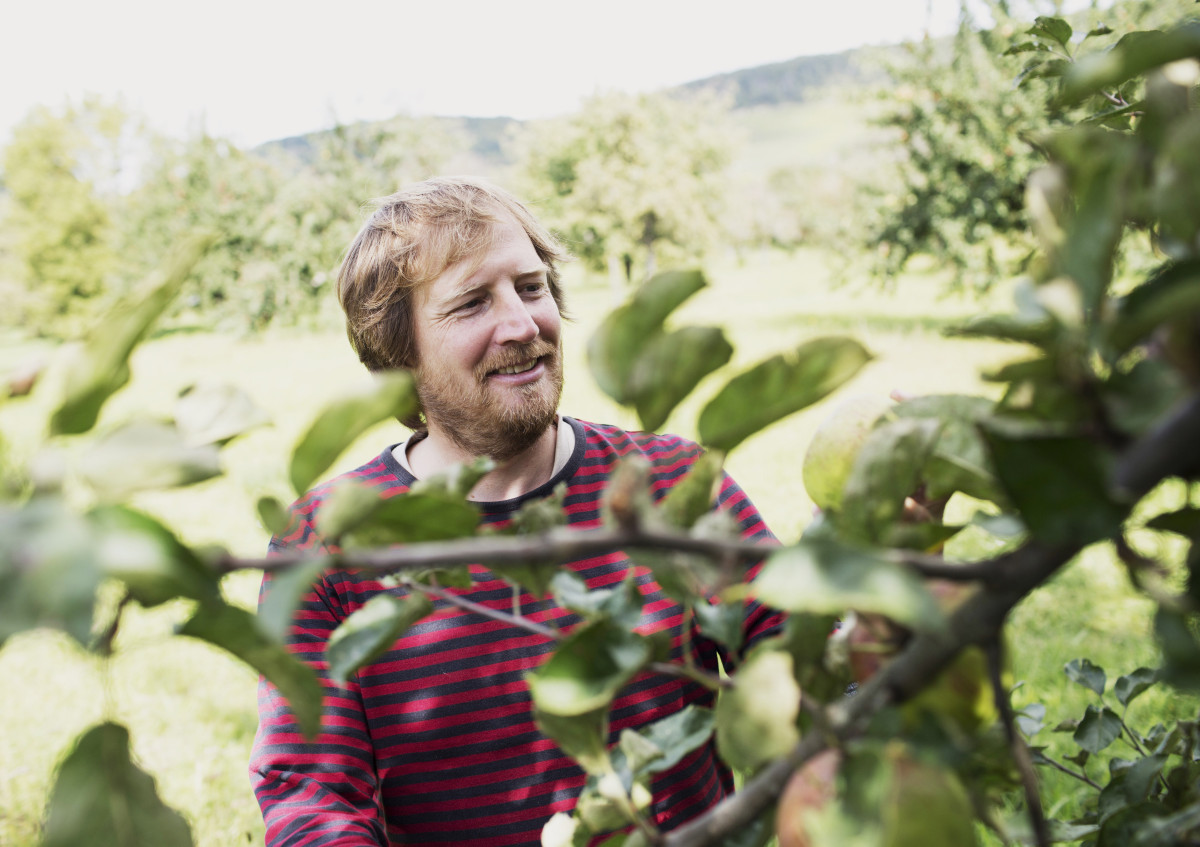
[250,177,783,847]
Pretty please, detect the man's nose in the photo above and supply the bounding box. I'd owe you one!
[494,291,539,345]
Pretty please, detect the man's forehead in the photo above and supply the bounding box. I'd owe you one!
[422,220,545,301]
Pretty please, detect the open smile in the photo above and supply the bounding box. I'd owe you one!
[490,358,539,376]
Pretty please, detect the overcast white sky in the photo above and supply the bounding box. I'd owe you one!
[3,0,1078,147]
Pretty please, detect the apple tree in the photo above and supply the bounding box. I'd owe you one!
[3,8,1200,847]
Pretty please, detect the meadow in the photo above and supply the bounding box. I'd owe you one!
[0,247,1189,845]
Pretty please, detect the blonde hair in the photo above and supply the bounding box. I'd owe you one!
[337,176,569,385]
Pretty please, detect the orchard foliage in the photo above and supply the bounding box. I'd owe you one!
[517,91,736,286]
[0,112,461,337]
[856,0,1198,293]
[3,8,1200,847]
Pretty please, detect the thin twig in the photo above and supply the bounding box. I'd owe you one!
[988,638,1051,847]
[410,580,562,641]
[1035,754,1102,790]
[411,579,728,690]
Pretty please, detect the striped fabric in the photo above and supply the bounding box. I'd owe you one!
[251,418,783,846]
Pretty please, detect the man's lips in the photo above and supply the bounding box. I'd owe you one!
[486,355,549,383]
[490,358,539,377]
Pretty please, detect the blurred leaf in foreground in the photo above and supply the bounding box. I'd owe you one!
[50,231,217,436]
[289,370,418,495]
[42,722,193,847]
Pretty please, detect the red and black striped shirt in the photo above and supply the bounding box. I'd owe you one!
[251,418,783,846]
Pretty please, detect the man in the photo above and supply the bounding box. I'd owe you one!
[251,177,782,846]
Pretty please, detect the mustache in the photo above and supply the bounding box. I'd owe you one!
[475,340,559,378]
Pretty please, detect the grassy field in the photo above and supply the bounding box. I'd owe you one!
[0,247,1190,845]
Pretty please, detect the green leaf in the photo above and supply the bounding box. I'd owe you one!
[839,418,943,544]
[1016,57,1070,87]
[621,705,714,778]
[180,601,324,738]
[533,705,612,775]
[657,451,724,529]
[1096,801,1171,847]
[77,420,222,499]
[317,481,479,547]
[1114,667,1159,709]
[948,312,1056,346]
[1060,23,1200,106]
[1066,657,1107,695]
[289,370,418,494]
[1004,41,1049,56]
[715,650,799,772]
[587,269,707,404]
[0,499,101,648]
[692,599,744,654]
[50,232,216,436]
[698,336,873,453]
[1108,260,1200,353]
[89,505,222,608]
[1029,16,1073,48]
[1075,704,1123,753]
[630,326,732,431]
[1017,703,1047,738]
[754,538,944,631]
[409,456,494,500]
[1155,607,1200,690]
[42,722,192,847]
[174,382,270,446]
[326,593,433,685]
[892,394,1003,503]
[527,619,650,716]
[1103,358,1185,437]
[1047,129,1138,314]
[256,495,291,536]
[257,557,331,642]
[981,428,1124,546]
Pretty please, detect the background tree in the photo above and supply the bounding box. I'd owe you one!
[848,0,1200,293]
[518,91,736,288]
[0,98,136,335]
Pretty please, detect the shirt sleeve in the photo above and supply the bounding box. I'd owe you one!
[714,470,787,652]
[249,526,387,847]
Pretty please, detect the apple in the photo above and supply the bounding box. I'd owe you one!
[776,748,840,847]
[801,394,893,512]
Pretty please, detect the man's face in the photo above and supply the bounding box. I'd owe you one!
[411,213,563,461]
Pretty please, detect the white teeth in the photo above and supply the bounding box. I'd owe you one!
[495,359,536,375]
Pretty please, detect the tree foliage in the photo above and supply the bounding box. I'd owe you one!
[3,7,1200,847]
[518,91,736,285]
[0,99,127,333]
[853,0,1198,293]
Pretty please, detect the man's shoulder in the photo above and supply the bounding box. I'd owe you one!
[572,418,704,469]
[272,446,410,552]
[293,447,410,510]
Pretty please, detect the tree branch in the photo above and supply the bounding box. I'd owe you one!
[1114,391,1200,497]
[662,540,1079,847]
[988,638,1050,847]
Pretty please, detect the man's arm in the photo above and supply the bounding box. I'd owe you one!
[713,471,787,650]
[250,532,387,847]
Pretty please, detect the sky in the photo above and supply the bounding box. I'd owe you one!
[3,0,1066,148]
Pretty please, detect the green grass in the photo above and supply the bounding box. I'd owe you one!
[0,247,1189,845]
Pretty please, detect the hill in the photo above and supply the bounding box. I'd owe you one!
[256,44,888,179]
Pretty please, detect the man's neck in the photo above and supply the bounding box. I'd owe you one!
[406,421,559,502]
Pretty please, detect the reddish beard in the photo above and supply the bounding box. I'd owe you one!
[414,339,563,462]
